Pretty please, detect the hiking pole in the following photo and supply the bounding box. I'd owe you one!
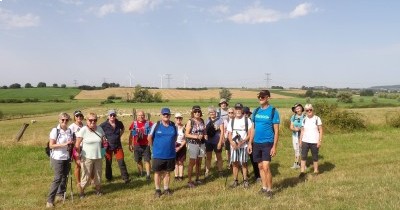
[69,159,74,202]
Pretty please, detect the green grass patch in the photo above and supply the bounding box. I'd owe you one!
[0,88,80,101]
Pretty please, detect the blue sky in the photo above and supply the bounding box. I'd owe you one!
[1,0,399,88]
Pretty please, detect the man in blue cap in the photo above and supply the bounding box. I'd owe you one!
[148,108,178,198]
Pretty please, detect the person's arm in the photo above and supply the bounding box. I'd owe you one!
[317,124,323,148]
[228,130,236,150]
[217,123,224,149]
[247,124,254,154]
[270,124,279,157]
[299,127,304,147]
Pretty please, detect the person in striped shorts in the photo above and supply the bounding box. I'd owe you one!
[227,103,253,188]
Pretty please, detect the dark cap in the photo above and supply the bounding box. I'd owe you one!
[243,106,252,114]
[74,110,83,116]
[161,107,171,115]
[192,105,201,111]
[258,90,271,98]
[234,103,243,109]
[291,103,304,113]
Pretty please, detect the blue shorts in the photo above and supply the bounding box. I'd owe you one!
[252,142,273,162]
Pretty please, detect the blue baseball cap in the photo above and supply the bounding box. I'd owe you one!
[161,108,171,115]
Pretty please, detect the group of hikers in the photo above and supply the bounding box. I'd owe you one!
[45,89,323,208]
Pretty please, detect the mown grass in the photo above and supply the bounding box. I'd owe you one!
[1,113,399,209]
[0,88,80,100]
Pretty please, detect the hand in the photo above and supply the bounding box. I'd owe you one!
[217,143,222,150]
[129,145,133,152]
[270,146,277,157]
[317,141,321,148]
[247,144,252,154]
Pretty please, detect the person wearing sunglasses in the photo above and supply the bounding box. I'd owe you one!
[174,112,186,181]
[68,110,85,189]
[100,110,130,184]
[75,112,106,198]
[185,105,206,188]
[224,107,235,168]
[299,104,323,178]
[290,104,305,169]
[248,90,280,199]
[148,108,178,198]
[46,113,74,208]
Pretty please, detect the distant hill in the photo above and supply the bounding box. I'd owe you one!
[369,85,400,90]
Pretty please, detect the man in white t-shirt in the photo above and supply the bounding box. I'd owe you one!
[227,103,253,189]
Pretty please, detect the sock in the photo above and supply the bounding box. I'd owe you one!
[164,186,169,190]
[262,187,267,190]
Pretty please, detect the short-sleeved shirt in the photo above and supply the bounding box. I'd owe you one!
[253,106,280,144]
[49,125,73,160]
[301,115,322,144]
[69,123,83,141]
[290,114,305,136]
[227,117,253,148]
[217,108,229,122]
[100,119,124,150]
[176,126,185,144]
[205,117,224,145]
[129,120,153,146]
[149,121,177,159]
[76,126,105,159]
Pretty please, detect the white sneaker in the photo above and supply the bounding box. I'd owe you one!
[46,202,54,208]
[291,163,300,169]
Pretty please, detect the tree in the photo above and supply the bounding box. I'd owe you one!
[9,83,21,89]
[53,83,59,88]
[360,89,374,96]
[337,92,353,103]
[61,84,66,88]
[37,82,46,88]
[131,85,157,102]
[219,88,232,102]
[25,83,33,88]
[305,90,314,98]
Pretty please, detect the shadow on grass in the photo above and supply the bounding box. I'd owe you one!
[274,161,335,194]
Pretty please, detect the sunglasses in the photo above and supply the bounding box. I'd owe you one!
[193,110,201,113]
[75,114,84,118]
[88,119,97,123]
[109,114,116,117]
[175,117,183,119]
[306,109,313,112]
[60,119,69,122]
[228,112,234,114]
[258,96,266,100]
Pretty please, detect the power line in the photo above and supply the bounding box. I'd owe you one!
[264,73,271,88]
[165,74,172,89]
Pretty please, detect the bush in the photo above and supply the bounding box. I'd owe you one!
[219,88,232,102]
[107,95,122,100]
[37,82,46,88]
[128,85,163,103]
[101,99,115,104]
[9,83,21,89]
[360,89,374,96]
[371,97,378,103]
[25,83,33,88]
[337,92,353,103]
[313,100,366,133]
[386,112,400,128]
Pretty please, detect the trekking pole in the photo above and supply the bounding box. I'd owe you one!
[69,159,74,202]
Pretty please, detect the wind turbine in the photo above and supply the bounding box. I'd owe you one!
[128,72,134,87]
[159,74,165,89]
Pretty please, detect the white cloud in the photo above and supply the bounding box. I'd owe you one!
[289,3,312,18]
[121,0,164,13]
[228,3,314,24]
[0,8,40,29]
[98,4,116,17]
[209,5,230,15]
[228,6,282,24]
[59,0,83,6]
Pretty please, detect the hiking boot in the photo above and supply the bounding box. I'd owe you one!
[79,192,85,199]
[146,175,151,181]
[163,189,173,196]
[46,202,54,208]
[265,190,273,199]
[230,180,238,188]
[187,182,195,188]
[204,171,209,179]
[154,189,162,198]
[124,179,131,184]
[178,176,184,181]
[243,180,249,188]
[174,176,179,181]
[291,163,300,169]
[195,179,202,185]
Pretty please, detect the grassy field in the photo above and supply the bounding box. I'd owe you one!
[0,88,80,100]
[1,101,400,209]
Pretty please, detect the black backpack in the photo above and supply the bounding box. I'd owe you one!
[205,118,218,138]
[45,128,60,157]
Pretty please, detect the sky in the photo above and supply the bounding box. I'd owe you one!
[0,0,399,89]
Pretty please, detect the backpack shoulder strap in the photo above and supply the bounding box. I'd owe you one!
[245,117,248,133]
[252,107,261,129]
[231,118,235,131]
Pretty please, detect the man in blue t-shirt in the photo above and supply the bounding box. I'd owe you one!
[148,107,177,198]
[248,90,280,199]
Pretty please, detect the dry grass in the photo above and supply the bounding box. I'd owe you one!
[75,88,292,100]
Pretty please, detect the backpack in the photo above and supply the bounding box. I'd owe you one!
[231,117,249,133]
[252,106,276,132]
[131,120,151,136]
[45,127,72,157]
[152,121,177,137]
[45,128,60,157]
[205,118,218,138]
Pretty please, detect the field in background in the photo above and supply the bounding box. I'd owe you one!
[75,88,293,100]
[0,88,80,100]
